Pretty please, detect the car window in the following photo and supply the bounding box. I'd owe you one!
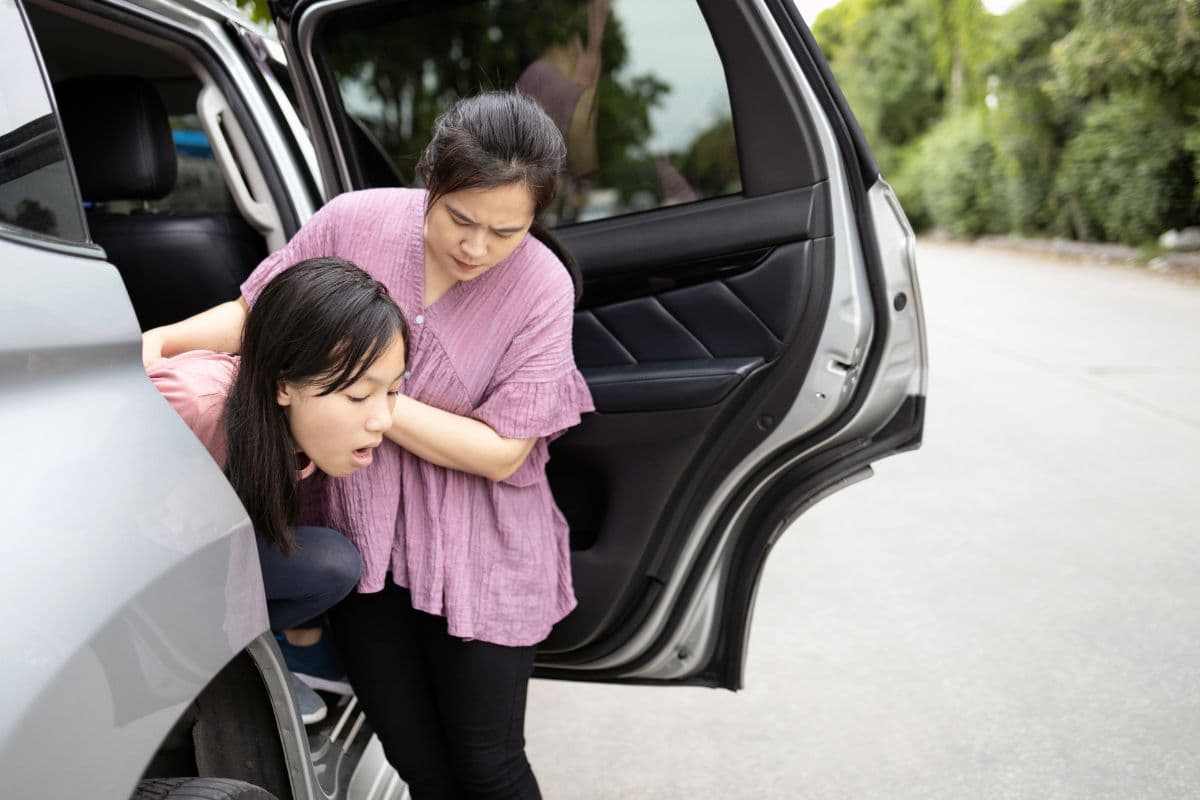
[167,114,236,212]
[317,0,741,225]
[0,2,86,243]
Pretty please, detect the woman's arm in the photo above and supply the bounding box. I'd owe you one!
[387,394,536,482]
[142,297,249,367]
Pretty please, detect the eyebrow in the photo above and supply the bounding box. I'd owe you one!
[351,371,405,388]
[446,203,526,235]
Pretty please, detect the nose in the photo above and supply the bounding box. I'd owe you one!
[461,229,487,260]
[366,397,392,433]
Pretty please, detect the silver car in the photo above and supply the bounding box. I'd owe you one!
[1,0,926,797]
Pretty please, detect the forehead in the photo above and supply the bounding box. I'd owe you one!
[352,335,407,377]
[441,183,535,224]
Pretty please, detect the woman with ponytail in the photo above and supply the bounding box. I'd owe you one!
[143,91,594,798]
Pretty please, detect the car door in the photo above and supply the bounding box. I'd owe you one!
[1,4,282,797]
[268,0,926,690]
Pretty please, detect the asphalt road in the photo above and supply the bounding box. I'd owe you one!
[524,241,1200,799]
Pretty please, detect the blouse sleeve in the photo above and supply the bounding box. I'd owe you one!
[147,351,237,466]
[239,192,353,306]
[471,264,594,443]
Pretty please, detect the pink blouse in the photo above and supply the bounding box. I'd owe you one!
[240,188,594,646]
[147,350,235,466]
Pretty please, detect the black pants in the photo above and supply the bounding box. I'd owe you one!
[329,582,541,800]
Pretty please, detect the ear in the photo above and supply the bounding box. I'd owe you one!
[276,379,293,408]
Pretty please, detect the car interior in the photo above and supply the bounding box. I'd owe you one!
[26,4,285,330]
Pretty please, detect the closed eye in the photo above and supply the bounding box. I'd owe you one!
[448,207,520,237]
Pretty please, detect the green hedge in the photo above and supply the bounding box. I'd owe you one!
[1053,94,1196,244]
[901,110,1004,237]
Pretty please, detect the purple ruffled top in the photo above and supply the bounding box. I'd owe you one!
[241,188,594,646]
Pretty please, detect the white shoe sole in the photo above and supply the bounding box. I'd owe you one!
[300,703,328,725]
[295,672,353,696]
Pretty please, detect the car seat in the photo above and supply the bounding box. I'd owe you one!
[54,75,267,330]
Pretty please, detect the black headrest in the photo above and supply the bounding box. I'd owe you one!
[55,76,177,202]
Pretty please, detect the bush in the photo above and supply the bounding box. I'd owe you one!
[1053,93,1195,244]
[888,140,932,232]
[909,110,1004,237]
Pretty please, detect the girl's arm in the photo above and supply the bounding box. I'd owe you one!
[387,394,536,482]
[142,298,249,367]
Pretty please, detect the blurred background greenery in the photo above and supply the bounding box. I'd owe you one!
[812,0,1200,245]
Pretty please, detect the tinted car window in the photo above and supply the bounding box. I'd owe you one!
[0,1,86,242]
[318,0,741,224]
[167,115,236,212]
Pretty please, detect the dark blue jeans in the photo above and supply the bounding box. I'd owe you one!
[257,526,361,631]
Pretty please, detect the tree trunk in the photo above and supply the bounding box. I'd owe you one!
[1067,193,1089,242]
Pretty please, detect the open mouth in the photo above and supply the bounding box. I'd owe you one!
[351,446,376,468]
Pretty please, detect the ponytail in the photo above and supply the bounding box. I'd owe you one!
[530,220,582,306]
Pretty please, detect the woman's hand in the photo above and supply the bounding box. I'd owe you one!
[387,394,536,482]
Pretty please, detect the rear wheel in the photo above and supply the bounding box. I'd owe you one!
[131,777,278,800]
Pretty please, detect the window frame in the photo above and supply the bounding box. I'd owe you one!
[288,0,817,228]
[1,0,94,252]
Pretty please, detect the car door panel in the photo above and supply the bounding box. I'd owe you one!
[559,185,830,277]
[545,222,834,653]
[582,358,764,413]
[573,238,822,370]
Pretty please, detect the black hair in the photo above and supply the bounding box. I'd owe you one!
[417,91,582,303]
[223,257,409,553]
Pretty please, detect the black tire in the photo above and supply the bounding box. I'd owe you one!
[131,777,279,800]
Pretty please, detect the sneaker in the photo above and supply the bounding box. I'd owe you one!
[289,672,327,725]
[277,632,353,696]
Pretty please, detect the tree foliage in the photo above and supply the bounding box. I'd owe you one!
[813,0,947,173]
[988,0,1081,232]
[814,0,1200,244]
[913,110,1003,236]
[1050,0,1200,100]
[676,117,740,198]
[1054,93,1196,242]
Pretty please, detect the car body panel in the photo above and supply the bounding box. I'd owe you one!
[0,231,271,797]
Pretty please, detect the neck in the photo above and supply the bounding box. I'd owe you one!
[423,240,458,309]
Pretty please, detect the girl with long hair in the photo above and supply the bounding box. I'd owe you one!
[143,91,594,798]
[148,256,409,723]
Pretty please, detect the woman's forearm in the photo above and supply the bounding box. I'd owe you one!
[143,298,249,366]
[387,394,535,481]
